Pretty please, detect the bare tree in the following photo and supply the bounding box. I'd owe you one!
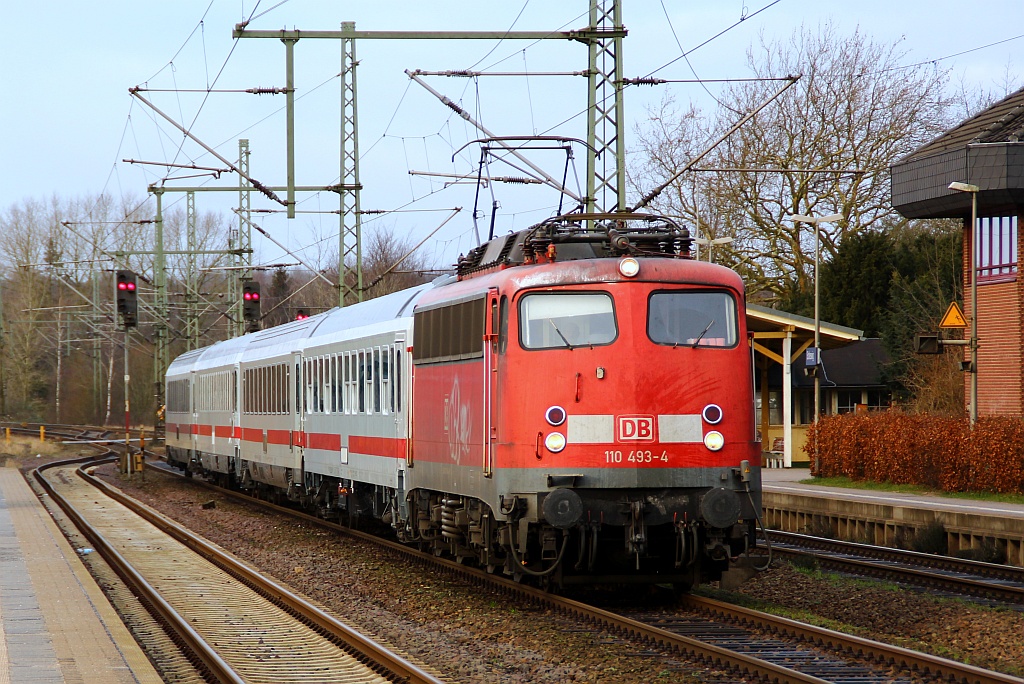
[361,224,437,299]
[632,24,952,301]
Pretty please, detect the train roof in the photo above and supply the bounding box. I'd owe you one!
[166,282,436,378]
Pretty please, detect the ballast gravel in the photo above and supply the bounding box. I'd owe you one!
[93,464,1024,682]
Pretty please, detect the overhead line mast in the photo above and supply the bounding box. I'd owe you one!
[233,0,628,305]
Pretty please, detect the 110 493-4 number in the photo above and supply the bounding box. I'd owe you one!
[604,450,669,464]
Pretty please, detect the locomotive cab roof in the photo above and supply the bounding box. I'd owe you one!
[456,211,693,279]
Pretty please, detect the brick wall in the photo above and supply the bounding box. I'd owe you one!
[963,215,1024,417]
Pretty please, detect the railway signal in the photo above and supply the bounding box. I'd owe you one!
[115,270,138,327]
[242,281,261,331]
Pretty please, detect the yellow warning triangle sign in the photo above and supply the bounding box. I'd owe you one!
[939,301,968,328]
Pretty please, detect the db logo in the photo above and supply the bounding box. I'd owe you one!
[618,415,655,442]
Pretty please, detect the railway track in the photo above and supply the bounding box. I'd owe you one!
[11,422,1024,682]
[20,428,442,684]
[764,529,1024,605]
[139,458,1024,684]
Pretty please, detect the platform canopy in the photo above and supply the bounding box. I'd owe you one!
[746,303,863,466]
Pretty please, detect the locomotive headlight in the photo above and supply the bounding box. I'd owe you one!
[702,404,723,425]
[703,431,725,451]
[545,405,567,426]
[545,432,567,453]
[618,257,640,278]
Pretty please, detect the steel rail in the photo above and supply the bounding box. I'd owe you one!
[766,530,1024,604]
[679,594,1022,684]
[84,467,444,684]
[143,462,1024,684]
[22,427,441,684]
[18,424,1024,683]
[32,455,243,684]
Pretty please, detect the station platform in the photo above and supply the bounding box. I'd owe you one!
[0,464,161,683]
[761,467,1024,565]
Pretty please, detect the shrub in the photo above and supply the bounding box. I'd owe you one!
[955,541,1007,565]
[804,412,1024,494]
[909,520,948,555]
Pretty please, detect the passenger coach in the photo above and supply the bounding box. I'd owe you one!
[166,213,763,588]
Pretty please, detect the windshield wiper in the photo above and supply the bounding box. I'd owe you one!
[691,319,715,348]
[548,319,574,350]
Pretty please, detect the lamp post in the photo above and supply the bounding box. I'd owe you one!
[948,181,979,426]
[692,235,735,263]
[789,213,843,474]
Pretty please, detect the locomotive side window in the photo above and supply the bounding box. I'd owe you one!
[518,292,617,350]
[498,295,509,354]
[412,296,486,364]
[647,291,738,348]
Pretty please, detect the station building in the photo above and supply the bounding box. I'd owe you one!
[892,86,1024,418]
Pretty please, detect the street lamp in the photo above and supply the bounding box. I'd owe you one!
[692,235,735,263]
[948,181,980,426]
[789,212,843,474]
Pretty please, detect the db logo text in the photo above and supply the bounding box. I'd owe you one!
[617,415,655,442]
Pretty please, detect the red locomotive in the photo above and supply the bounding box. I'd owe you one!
[165,212,762,588]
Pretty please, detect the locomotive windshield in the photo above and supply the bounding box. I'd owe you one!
[648,291,738,348]
[519,292,617,349]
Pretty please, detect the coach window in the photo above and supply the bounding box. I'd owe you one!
[519,292,617,350]
[648,291,738,348]
[373,347,382,413]
[382,347,392,414]
[341,352,349,414]
[357,351,365,413]
[395,347,403,413]
[304,360,313,414]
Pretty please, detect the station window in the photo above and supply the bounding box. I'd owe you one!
[755,392,784,426]
[836,390,860,415]
[866,389,891,412]
[976,216,1018,281]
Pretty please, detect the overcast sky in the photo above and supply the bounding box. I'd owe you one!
[3,1,1021,267]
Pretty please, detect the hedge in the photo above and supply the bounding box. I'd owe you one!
[804,412,1024,494]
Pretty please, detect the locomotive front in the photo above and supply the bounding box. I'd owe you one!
[412,214,763,588]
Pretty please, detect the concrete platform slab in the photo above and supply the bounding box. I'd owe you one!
[0,465,161,683]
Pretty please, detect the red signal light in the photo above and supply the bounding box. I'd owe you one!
[251,292,259,300]
[244,292,253,301]
[118,282,127,290]
[126,282,136,291]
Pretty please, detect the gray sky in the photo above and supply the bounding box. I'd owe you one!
[3,1,1021,267]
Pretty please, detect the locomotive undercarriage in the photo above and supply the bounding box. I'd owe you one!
[392,488,756,588]
[166,449,755,589]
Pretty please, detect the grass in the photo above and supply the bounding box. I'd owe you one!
[0,434,72,461]
[797,475,1024,505]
